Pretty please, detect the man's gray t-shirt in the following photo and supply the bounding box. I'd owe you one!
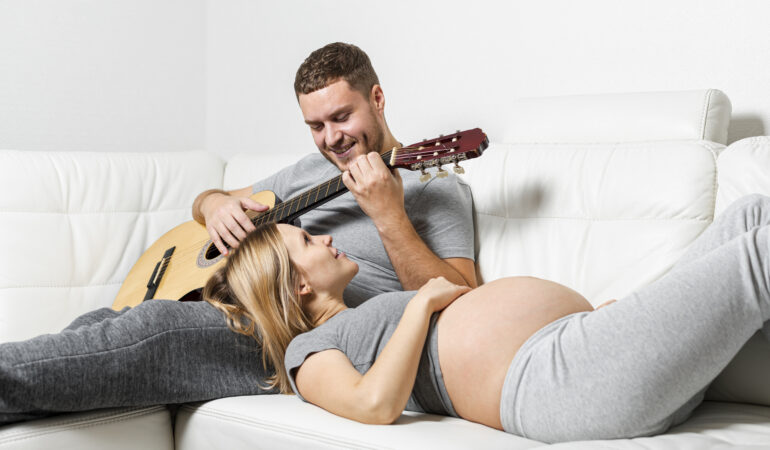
[251,153,474,307]
[283,291,457,416]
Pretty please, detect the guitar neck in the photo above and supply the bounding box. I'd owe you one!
[251,150,395,226]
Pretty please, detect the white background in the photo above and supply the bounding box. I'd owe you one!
[1,0,768,158]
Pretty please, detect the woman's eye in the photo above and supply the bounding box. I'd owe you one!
[304,235,310,244]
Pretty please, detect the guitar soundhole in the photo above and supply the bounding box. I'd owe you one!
[197,241,225,268]
[205,243,222,260]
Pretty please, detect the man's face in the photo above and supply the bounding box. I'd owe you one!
[298,80,385,172]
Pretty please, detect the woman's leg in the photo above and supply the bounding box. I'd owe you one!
[0,301,273,425]
[674,194,770,268]
[502,225,770,443]
[672,194,770,342]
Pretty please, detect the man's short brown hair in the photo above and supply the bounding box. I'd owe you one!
[294,42,379,99]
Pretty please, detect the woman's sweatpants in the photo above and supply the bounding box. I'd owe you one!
[0,300,273,425]
[500,194,770,443]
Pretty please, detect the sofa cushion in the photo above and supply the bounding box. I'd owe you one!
[501,89,731,145]
[174,396,539,449]
[0,150,224,343]
[545,402,770,449]
[458,139,723,305]
[0,406,173,450]
[716,136,770,214]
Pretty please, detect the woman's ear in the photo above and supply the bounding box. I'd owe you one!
[298,275,313,297]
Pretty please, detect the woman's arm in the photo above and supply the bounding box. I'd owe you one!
[294,277,471,424]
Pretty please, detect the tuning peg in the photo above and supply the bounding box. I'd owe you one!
[419,167,431,182]
[453,162,465,174]
[436,165,448,178]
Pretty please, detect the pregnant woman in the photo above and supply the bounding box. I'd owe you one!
[204,194,770,443]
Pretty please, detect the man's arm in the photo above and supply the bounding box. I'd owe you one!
[192,186,268,256]
[342,152,477,289]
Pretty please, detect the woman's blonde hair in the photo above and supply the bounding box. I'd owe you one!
[203,223,315,393]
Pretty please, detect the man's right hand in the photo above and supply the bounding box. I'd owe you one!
[194,188,269,256]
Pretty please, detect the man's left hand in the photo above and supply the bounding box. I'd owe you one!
[342,152,407,230]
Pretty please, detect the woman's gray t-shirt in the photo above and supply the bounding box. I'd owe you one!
[283,291,457,417]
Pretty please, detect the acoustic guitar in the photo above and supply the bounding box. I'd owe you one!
[111,128,488,310]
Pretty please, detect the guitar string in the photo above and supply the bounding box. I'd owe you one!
[145,140,481,262]
[156,174,350,262]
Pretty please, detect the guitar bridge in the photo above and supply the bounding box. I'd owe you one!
[143,247,175,301]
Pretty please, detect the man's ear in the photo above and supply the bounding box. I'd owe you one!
[370,84,385,112]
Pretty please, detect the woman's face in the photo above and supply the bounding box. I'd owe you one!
[277,224,358,297]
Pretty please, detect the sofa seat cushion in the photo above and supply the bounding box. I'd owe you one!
[0,406,173,450]
[174,395,540,449]
[546,402,770,449]
[175,397,770,449]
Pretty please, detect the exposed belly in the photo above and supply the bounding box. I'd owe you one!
[436,276,593,429]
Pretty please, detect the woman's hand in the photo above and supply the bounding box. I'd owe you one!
[413,276,472,312]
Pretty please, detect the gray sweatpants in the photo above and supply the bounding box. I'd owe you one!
[0,300,273,425]
[501,194,770,443]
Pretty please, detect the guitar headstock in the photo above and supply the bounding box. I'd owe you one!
[387,128,488,182]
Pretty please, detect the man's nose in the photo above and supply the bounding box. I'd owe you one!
[325,125,342,148]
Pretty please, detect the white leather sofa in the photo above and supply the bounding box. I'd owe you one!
[2,89,770,449]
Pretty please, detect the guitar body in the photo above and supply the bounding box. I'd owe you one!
[111,128,488,310]
[112,191,276,310]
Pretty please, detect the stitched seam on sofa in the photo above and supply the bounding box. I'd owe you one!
[0,406,167,443]
[0,282,121,290]
[0,208,190,215]
[179,405,382,450]
[11,327,231,368]
[474,214,713,222]
[699,89,713,141]
[707,145,719,220]
[493,138,715,146]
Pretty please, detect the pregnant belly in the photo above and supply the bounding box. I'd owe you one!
[437,276,593,429]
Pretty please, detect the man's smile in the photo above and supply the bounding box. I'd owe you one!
[329,142,356,158]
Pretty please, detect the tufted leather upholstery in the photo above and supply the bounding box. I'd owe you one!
[3,89,770,449]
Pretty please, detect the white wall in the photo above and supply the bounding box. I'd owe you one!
[206,0,770,159]
[0,0,206,152]
[2,1,769,157]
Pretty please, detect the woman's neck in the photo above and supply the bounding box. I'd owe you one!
[307,294,348,327]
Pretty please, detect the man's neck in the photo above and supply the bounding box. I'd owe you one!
[379,134,401,154]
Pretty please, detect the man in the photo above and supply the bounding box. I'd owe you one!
[0,42,475,424]
[194,42,476,305]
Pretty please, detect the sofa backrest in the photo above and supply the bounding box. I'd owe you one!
[0,89,733,343]
[458,89,731,304]
[0,151,223,342]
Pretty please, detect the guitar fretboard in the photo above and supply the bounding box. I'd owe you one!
[251,149,394,226]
